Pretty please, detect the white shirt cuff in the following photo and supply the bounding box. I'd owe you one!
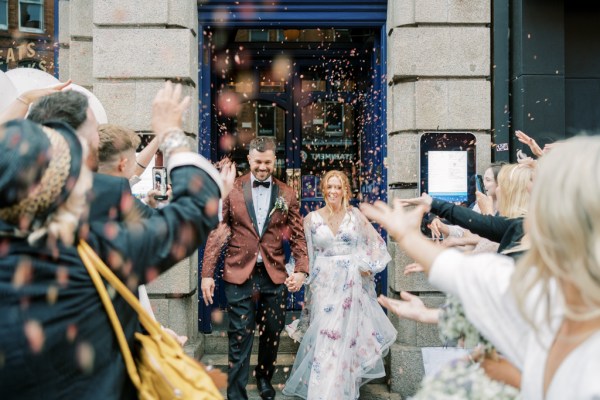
[428,248,465,296]
[167,152,224,198]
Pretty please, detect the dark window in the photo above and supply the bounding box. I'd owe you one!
[0,0,8,30]
[19,0,44,32]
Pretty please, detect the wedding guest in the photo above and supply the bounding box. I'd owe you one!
[404,162,534,257]
[0,82,234,399]
[361,135,600,398]
[283,170,397,400]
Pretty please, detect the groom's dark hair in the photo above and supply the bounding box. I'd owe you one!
[249,136,276,153]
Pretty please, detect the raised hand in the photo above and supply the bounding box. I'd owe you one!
[151,81,191,138]
[400,192,433,208]
[378,292,440,324]
[515,130,543,157]
[20,79,73,104]
[360,199,428,244]
[218,159,236,199]
[475,191,494,215]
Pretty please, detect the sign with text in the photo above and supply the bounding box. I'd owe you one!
[419,132,476,204]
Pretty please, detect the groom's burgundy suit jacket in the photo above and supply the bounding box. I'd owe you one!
[202,173,308,285]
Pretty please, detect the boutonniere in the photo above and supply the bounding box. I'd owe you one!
[269,196,288,218]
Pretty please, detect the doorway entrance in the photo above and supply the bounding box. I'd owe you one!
[197,4,388,333]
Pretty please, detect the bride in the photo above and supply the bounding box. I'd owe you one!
[283,170,397,400]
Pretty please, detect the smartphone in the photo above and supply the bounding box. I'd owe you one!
[152,167,168,200]
[475,174,485,193]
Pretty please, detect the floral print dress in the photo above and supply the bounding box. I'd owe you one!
[283,207,397,400]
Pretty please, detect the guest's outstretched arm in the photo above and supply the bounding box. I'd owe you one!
[360,199,442,275]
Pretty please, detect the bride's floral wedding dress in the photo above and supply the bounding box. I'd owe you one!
[283,207,397,400]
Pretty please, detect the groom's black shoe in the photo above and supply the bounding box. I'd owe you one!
[257,376,276,400]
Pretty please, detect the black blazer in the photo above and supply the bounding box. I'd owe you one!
[0,164,221,399]
[430,198,525,257]
[88,173,156,224]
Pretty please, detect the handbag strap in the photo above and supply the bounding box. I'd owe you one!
[77,240,144,389]
[78,241,161,333]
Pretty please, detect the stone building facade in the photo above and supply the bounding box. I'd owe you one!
[58,0,491,397]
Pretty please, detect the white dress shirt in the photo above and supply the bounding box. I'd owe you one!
[250,174,273,262]
[429,249,600,399]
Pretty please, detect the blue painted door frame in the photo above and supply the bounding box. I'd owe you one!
[197,1,388,333]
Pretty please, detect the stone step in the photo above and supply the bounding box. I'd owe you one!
[201,353,388,385]
[216,384,402,400]
[201,353,296,384]
[203,330,301,355]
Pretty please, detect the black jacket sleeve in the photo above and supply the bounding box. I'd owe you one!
[88,162,221,285]
[430,198,514,243]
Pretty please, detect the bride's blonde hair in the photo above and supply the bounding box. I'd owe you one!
[511,136,600,324]
[321,170,351,213]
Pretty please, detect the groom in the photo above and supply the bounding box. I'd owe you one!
[201,137,308,400]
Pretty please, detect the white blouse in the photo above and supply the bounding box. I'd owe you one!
[429,249,600,399]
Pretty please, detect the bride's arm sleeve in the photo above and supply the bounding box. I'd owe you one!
[353,208,392,274]
[303,212,315,280]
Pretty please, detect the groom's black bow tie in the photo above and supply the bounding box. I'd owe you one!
[253,180,271,188]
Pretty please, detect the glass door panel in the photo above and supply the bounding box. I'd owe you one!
[218,99,288,181]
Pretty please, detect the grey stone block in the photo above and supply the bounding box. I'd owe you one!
[387,0,414,28]
[413,79,491,130]
[389,27,490,78]
[94,0,197,30]
[388,0,490,27]
[94,0,168,25]
[389,240,437,293]
[93,81,198,133]
[58,0,70,44]
[146,251,198,296]
[70,0,93,38]
[416,294,446,347]
[415,0,491,24]
[93,28,197,83]
[474,132,493,174]
[387,132,419,184]
[388,82,415,133]
[389,343,424,397]
[58,48,70,81]
[69,40,93,87]
[151,294,197,341]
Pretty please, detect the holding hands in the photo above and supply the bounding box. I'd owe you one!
[285,272,307,293]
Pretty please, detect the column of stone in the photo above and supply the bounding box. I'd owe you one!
[57,0,93,87]
[90,0,202,357]
[386,0,491,397]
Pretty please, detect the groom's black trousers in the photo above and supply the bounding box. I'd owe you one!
[224,262,287,400]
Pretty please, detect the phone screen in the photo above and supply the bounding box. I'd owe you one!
[475,174,484,193]
[152,167,168,200]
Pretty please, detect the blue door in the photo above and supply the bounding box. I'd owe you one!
[197,4,388,333]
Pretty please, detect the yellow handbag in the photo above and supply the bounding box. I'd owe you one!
[78,240,224,400]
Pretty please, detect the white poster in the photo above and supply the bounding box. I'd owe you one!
[428,151,468,201]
